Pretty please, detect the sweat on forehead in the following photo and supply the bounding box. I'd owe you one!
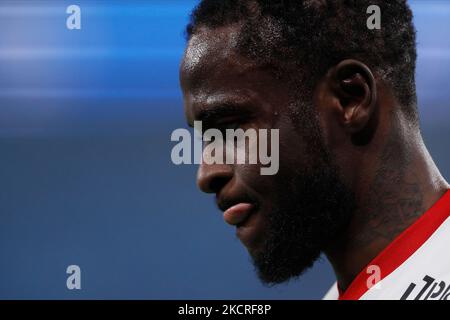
[180,24,260,91]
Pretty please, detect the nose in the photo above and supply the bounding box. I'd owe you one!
[197,162,233,194]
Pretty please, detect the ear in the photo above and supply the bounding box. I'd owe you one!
[329,59,377,134]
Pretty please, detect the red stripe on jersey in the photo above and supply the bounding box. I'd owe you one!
[339,189,450,300]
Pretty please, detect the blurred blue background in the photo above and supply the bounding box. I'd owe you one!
[0,0,449,299]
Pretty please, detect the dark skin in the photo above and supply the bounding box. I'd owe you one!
[180,25,449,292]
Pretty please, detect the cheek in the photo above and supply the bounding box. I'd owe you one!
[234,164,264,185]
[233,164,275,201]
[232,119,313,195]
[234,163,286,204]
[277,128,310,168]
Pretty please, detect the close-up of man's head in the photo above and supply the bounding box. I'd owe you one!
[2,0,450,304]
[180,0,418,285]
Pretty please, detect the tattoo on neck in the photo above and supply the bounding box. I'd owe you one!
[352,126,425,248]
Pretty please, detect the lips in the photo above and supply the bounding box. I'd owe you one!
[223,202,255,226]
[218,197,264,250]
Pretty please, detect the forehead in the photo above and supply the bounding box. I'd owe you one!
[180,24,253,90]
[180,25,286,122]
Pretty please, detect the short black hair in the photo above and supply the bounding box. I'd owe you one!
[186,0,418,124]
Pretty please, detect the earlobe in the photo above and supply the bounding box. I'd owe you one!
[332,59,377,134]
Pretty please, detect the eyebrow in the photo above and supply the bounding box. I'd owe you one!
[188,102,251,128]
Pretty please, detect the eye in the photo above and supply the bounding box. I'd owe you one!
[211,121,242,137]
[220,121,240,131]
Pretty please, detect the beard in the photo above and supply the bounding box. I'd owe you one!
[251,107,356,285]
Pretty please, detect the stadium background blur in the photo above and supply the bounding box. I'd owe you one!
[0,0,449,299]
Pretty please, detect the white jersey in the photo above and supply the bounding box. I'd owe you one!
[323,190,450,300]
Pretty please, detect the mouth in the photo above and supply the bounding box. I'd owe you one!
[223,202,256,226]
[218,197,265,250]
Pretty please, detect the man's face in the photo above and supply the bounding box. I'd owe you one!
[180,25,355,284]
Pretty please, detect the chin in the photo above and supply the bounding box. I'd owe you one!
[250,239,322,285]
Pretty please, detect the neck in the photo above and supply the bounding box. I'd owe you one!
[325,117,449,292]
